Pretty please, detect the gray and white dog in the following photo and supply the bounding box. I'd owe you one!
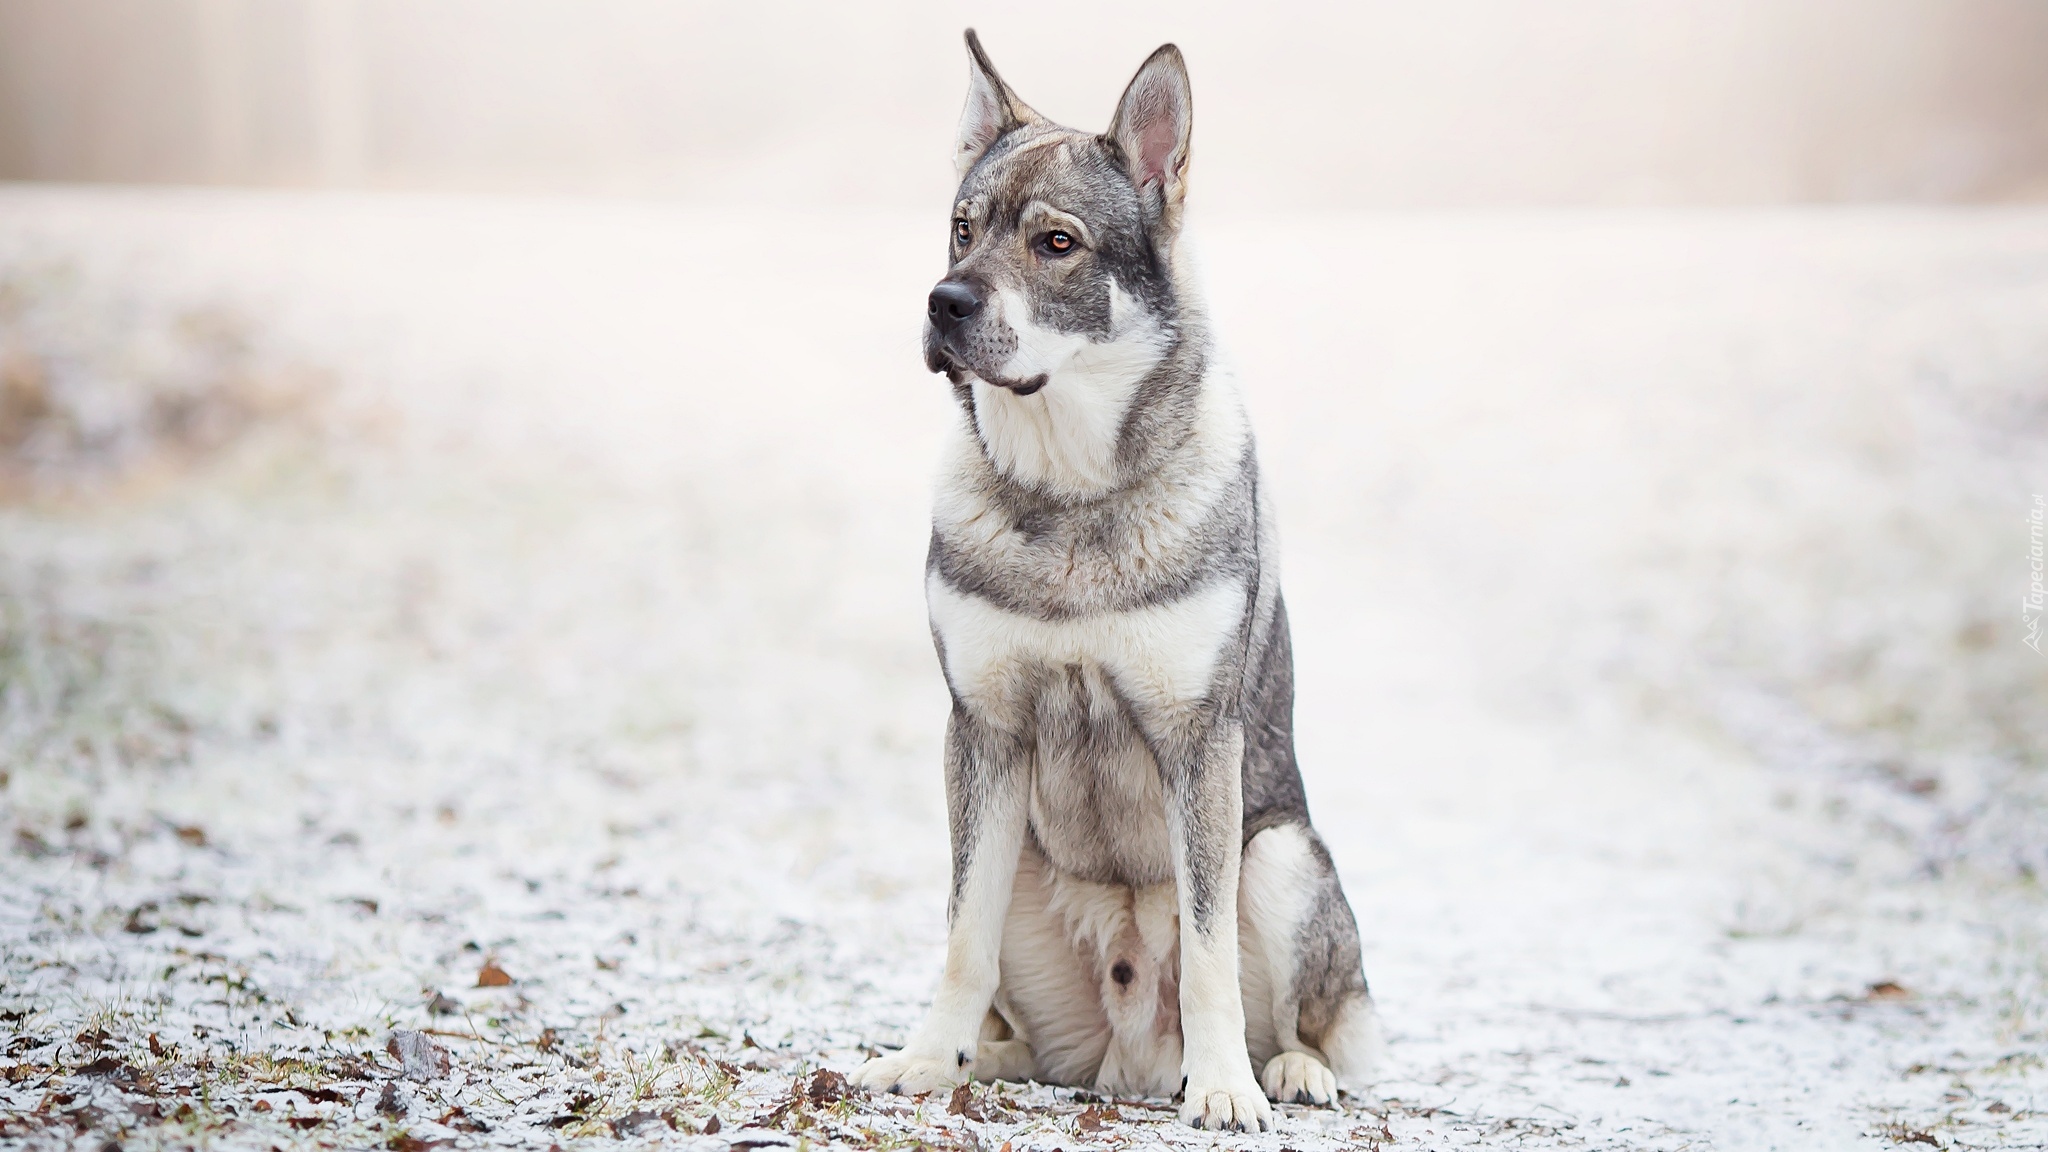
[850,32,1384,1132]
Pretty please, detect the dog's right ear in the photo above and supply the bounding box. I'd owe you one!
[956,29,1043,178]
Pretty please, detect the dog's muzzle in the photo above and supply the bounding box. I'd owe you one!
[924,279,1044,395]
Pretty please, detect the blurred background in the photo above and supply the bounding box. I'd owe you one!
[1,2,2045,1148]
[3,0,2048,206]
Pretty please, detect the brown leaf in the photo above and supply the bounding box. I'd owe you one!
[807,1068,849,1105]
[285,1117,322,1131]
[947,1083,985,1121]
[704,1115,721,1134]
[299,1087,350,1104]
[77,1056,131,1080]
[376,1081,407,1116]
[609,1111,666,1138]
[174,826,207,847]
[1076,1105,1120,1131]
[1867,981,1912,1001]
[475,961,513,988]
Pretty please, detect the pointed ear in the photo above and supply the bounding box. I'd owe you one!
[1106,44,1193,221]
[956,29,1044,178]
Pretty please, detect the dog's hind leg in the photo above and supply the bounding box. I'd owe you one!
[1237,823,1384,1104]
[978,845,1109,1086]
[973,1009,1037,1082]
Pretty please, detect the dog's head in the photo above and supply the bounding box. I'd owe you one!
[923,31,1194,401]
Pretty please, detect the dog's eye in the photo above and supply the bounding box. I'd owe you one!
[954,219,971,246]
[1043,230,1075,255]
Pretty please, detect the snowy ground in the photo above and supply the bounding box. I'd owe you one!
[1,187,2045,1151]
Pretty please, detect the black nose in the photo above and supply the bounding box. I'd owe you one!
[927,281,982,337]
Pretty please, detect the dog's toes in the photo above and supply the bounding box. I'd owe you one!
[1179,1079,1272,1131]
[1261,1050,1337,1107]
[850,1051,966,1097]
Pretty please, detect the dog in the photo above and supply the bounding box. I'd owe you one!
[849,31,1385,1132]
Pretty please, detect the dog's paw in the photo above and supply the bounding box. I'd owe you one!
[1178,1075,1273,1132]
[849,1049,969,1097]
[1260,1050,1337,1106]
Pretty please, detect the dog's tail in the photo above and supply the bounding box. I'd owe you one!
[1321,992,1389,1097]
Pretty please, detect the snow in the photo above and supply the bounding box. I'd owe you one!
[0,187,2044,1151]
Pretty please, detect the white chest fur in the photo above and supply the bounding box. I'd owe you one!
[927,574,1247,719]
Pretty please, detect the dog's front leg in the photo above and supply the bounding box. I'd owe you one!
[1162,717,1271,1132]
[852,705,1028,1096]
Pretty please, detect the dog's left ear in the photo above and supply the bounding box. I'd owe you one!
[1107,44,1193,228]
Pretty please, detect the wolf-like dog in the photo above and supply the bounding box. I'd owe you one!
[849,32,1385,1132]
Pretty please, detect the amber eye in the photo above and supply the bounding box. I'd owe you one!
[1045,230,1074,254]
[954,219,971,246]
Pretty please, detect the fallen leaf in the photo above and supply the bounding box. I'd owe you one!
[610,1111,667,1138]
[439,1105,490,1132]
[174,826,207,847]
[386,1030,452,1081]
[947,1083,985,1121]
[704,1114,721,1134]
[475,961,513,988]
[1867,981,1912,1001]
[808,1068,849,1105]
[1076,1105,1119,1131]
[299,1087,350,1104]
[376,1081,407,1116]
